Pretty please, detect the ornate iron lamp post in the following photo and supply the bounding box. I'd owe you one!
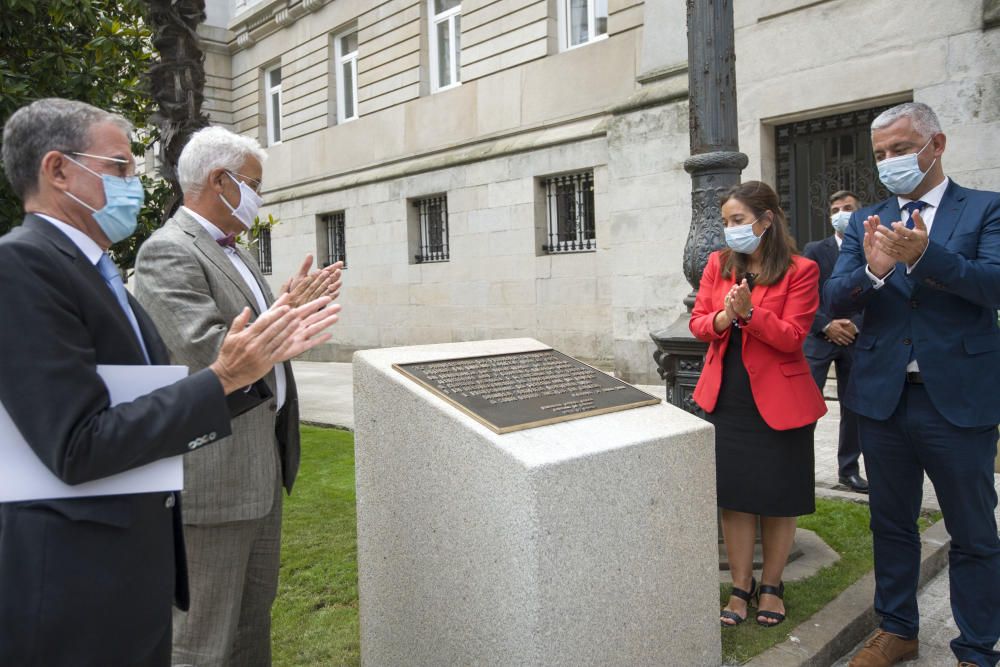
[651,0,747,407]
[651,0,767,571]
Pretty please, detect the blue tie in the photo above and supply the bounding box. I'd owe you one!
[97,253,151,363]
[901,200,928,230]
[898,203,927,364]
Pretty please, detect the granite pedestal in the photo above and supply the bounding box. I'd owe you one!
[353,339,720,666]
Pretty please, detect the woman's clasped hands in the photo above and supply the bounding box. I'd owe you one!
[725,280,753,321]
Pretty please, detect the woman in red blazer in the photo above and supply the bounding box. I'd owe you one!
[690,181,826,629]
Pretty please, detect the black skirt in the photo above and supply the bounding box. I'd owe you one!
[705,326,815,517]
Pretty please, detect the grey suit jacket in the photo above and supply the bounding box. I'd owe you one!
[134,208,300,524]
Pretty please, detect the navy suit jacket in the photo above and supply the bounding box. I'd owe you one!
[802,234,863,359]
[0,216,265,666]
[823,180,1000,427]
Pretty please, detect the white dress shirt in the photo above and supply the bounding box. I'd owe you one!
[182,207,287,409]
[36,214,151,358]
[36,213,104,265]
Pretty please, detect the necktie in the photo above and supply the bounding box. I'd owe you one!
[96,253,151,363]
[217,233,237,249]
[901,200,928,230]
[899,202,928,365]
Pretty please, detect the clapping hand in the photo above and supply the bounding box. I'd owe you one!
[209,292,342,395]
[728,279,753,319]
[874,209,929,267]
[863,215,896,278]
[281,255,343,308]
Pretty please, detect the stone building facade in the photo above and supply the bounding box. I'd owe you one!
[197,0,1000,383]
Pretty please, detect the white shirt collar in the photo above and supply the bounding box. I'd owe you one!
[34,214,104,266]
[181,206,229,243]
[834,233,843,249]
[898,176,950,210]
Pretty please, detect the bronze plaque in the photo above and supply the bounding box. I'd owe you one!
[393,349,661,434]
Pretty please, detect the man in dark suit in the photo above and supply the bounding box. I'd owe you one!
[0,98,340,666]
[825,102,1000,667]
[803,190,868,493]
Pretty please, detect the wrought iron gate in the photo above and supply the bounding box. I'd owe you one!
[775,105,898,246]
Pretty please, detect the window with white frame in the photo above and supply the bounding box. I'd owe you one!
[542,171,596,253]
[264,65,282,145]
[561,0,608,50]
[429,0,461,91]
[334,29,358,123]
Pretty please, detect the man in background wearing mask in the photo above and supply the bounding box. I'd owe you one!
[134,126,342,667]
[802,190,868,494]
[0,99,340,666]
[826,102,1000,667]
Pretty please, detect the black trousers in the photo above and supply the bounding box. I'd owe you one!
[807,342,863,477]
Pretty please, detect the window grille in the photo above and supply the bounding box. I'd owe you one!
[256,226,272,275]
[414,195,449,263]
[322,212,347,268]
[542,171,596,253]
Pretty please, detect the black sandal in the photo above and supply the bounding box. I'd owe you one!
[756,581,786,627]
[720,577,757,627]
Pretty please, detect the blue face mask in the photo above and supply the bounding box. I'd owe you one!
[63,154,145,243]
[877,136,936,195]
[724,217,767,254]
[830,211,852,234]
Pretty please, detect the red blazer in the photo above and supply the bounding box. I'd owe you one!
[690,251,827,430]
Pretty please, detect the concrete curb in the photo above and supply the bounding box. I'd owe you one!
[742,520,951,667]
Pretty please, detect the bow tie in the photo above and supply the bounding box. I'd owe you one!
[216,233,237,249]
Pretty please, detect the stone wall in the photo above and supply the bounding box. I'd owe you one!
[267,133,618,367]
[194,0,1000,383]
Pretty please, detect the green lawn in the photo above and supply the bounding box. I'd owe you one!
[720,499,873,663]
[273,426,929,666]
[720,501,939,664]
[272,426,360,666]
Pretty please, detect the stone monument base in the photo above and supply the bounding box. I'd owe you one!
[353,339,720,666]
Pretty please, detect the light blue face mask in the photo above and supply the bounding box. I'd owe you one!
[877,136,936,195]
[724,217,767,254]
[831,211,852,234]
[63,153,145,243]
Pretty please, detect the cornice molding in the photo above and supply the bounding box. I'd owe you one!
[227,0,330,53]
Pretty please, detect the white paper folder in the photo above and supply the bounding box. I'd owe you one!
[0,365,187,502]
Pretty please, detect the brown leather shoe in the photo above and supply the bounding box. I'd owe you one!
[848,629,918,666]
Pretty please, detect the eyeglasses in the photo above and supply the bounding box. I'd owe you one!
[71,151,135,177]
[227,170,263,194]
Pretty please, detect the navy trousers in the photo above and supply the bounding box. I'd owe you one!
[860,382,1000,666]
[807,343,863,478]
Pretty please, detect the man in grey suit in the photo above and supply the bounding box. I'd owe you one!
[134,126,342,666]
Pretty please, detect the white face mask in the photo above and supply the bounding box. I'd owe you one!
[219,171,263,229]
[830,211,852,234]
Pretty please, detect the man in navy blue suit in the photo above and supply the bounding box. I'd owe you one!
[803,190,868,494]
[826,102,1000,667]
